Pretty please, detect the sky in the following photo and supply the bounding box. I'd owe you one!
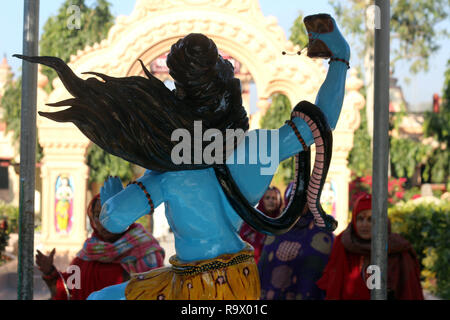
[1,0,449,110]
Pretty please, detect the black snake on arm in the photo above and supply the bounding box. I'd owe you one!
[215,100,338,234]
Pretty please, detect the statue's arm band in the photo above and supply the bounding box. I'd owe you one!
[127,181,155,215]
[329,57,350,69]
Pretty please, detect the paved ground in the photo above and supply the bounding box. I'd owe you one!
[0,258,50,300]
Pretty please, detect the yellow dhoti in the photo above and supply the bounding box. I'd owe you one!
[125,246,260,300]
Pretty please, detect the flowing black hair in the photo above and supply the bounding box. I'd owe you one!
[14,33,249,172]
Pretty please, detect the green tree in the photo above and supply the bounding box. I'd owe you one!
[333,0,449,192]
[348,100,372,177]
[259,12,309,186]
[289,13,309,49]
[1,75,21,145]
[260,94,293,185]
[389,138,431,181]
[40,0,114,90]
[388,101,433,184]
[86,144,134,184]
[2,0,132,183]
[0,76,43,161]
[422,59,450,185]
[330,0,449,139]
[260,94,292,130]
[39,0,133,183]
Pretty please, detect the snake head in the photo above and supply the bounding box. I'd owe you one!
[321,214,338,232]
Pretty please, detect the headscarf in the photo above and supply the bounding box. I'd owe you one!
[78,194,165,274]
[240,187,282,263]
[53,195,165,300]
[316,193,424,300]
[256,186,282,218]
[86,194,103,239]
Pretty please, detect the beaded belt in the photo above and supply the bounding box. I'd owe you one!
[170,253,254,276]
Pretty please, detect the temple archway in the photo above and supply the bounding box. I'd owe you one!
[36,0,365,256]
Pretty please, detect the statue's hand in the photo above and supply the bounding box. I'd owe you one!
[309,16,350,61]
[100,176,124,206]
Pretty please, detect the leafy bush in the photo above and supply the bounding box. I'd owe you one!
[0,201,19,234]
[348,175,410,209]
[390,137,432,180]
[0,218,9,264]
[347,106,372,177]
[389,200,450,299]
[422,59,450,184]
[87,144,134,184]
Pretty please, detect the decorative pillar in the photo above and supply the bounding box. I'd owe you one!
[325,69,365,234]
[38,137,90,255]
[37,76,90,257]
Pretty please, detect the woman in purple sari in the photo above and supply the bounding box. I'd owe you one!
[257,182,334,300]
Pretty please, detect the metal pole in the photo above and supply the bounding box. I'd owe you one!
[17,0,40,300]
[371,0,390,300]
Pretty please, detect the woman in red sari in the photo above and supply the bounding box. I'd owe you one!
[239,186,282,264]
[36,194,165,300]
[316,193,424,300]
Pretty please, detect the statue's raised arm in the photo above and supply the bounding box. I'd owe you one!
[222,14,350,233]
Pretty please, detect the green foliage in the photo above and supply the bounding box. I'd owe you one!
[347,105,372,177]
[260,94,294,185]
[260,94,292,130]
[390,0,449,73]
[0,226,8,264]
[423,150,450,184]
[390,138,432,179]
[86,144,134,184]
[422,59,450,184]
[329,0,450,74]
[403,186,421,202]
[39,0,133,183]
[1,76,21,143]
[424,61,450,143]
[389,200,450,299]
[0,0,114,163]
[0,201,19,234]
[0,77,44,162]
[40,0,114,89]
[289,12,309,48]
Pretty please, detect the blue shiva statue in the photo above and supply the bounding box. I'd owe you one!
[16,14,350,300]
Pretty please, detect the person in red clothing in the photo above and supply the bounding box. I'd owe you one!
[239,186,282,264]
[316,193,424,300]
[36,193,165,300]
